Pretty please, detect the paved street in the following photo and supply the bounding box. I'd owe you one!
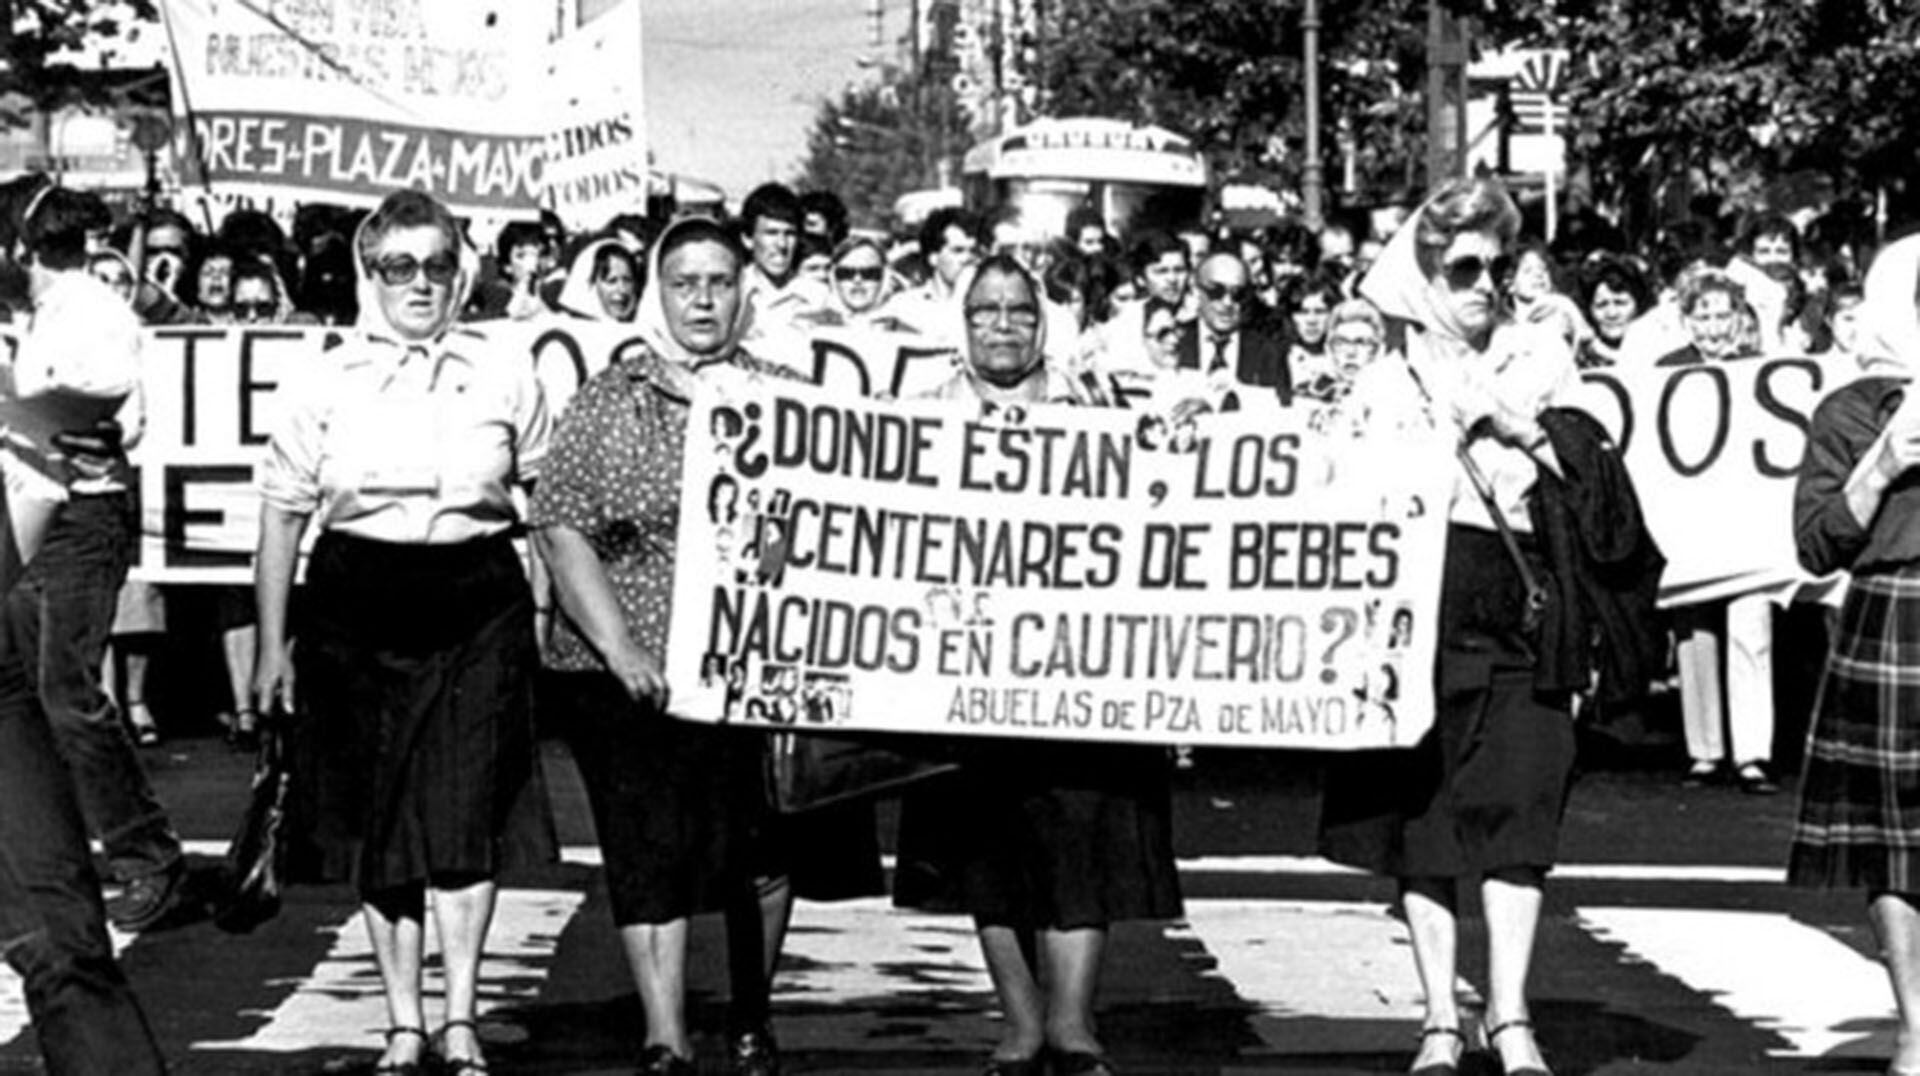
[0,730,1880,1075]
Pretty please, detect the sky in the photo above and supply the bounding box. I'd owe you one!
[642,0,881,203]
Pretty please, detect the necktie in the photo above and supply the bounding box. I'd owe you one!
[1209,334,1231,374]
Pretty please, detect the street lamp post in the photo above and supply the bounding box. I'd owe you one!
[1301,0,1324,229]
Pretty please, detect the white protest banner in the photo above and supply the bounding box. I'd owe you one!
[541,0,648,229]
[750,323,963,400]
[27,319,950,581]
[1572,354,1850,604]
[158,0,647,219]
[662,381,1455,750]
[20,319,639,582]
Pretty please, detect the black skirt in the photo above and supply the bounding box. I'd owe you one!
[893,740,1183,931]
[1318,524,1577,878]
[284,532,556,895]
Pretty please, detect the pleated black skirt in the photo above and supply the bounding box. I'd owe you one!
[284,532,556,895]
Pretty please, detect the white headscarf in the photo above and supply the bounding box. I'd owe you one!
[1856,232,1920,375]
[350,201,480,343]
[555,237,638,322]
[634,216,756,369]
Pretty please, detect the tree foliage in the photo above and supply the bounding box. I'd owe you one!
[792,75,966,230]
[0,0,166,121]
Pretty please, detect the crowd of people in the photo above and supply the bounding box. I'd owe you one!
[2,165,1918,1076]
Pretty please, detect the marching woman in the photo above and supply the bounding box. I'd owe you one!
[1791,233,1920,1076]
[1317,177,1603,1076]
[253,189,556,1076]
[531,216,880,1075]
[894,254,1182,1076]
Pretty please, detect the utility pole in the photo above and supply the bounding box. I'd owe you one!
[1424,0,1470,190]
[1300,0,1324,228]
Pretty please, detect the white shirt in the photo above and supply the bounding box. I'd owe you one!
[6,270,144,500]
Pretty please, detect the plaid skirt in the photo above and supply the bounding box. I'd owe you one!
[1790,567,1920,891]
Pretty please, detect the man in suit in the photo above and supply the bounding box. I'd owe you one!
[1175,250,1295,404]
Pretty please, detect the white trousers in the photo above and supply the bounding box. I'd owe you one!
[1675,593,1774,766]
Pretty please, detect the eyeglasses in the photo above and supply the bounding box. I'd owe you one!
[835,265,884,282]
[1197,281,1251,304]
[1148,325,1182,342]
[965,302,1040,328]
[369,252,458,287]
[1442,254,1514,291]
[233,300,277,320]
[1329,332,1380,350]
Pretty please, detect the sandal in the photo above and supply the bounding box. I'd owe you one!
[374,1026,428,1076]
[227,709,260,752]
[435,1018,490,1075]
[1486,1018,1553,1076]
[1410,1025,1466,1076]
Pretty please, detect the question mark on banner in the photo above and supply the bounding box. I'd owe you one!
[1319,607,1359,684]
[1147,480,1168,506]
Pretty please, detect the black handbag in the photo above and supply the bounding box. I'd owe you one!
[766,731,959,814]
[213,719,290,934]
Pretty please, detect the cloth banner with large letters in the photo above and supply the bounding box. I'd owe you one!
[662,380,1454,750]
[1570,354,1853,605]
[158,0,647,224]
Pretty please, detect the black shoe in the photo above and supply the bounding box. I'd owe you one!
[1735,761,1780,796]
[106,860,186,931]
[1410,1025,1466,1076]
[1681,759,1721,788]
[982,1056,1045,1076]
[1049,1048,1117,1076]
[637,1045,695,1076]
[728,1025,781,1076]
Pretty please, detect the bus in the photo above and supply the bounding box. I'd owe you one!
[961,117,1208,239]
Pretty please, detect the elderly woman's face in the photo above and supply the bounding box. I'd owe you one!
[1327,318,1382,376]
[1430,231,1506,339]
[368,225,458,340]
[1685,289,1740,358]
[963,267,1043,386]
[661,239,743,356]
[833,246,886,312]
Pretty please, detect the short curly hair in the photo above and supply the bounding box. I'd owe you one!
[1413,177,1522,279]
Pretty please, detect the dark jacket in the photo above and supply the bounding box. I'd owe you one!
[1527,407,1667,704]
[1174,319,1295,405]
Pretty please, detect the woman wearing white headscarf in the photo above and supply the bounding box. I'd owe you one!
[253,189,555,1076]
[1791,232,1920,1076]
[1317,177,1581,1076]
[555,236,641,322]
[531,217,880,1075]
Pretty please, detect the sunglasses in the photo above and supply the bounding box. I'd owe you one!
[1197,281,1251,303]
[1442,254,1513,291]
[233,300,277,320]
[370,252,458,287]
[834,265,884,282]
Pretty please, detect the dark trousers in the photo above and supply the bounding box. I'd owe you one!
[5,493,179,883]
[0,595,166,1074]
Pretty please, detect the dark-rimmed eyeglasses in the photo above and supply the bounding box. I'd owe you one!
[1442,254,1513,291]
[233,300,277,320]
[834,265,884,282]
[1197,281,1251,304]
[965,302,1040,328]
[369,253,458,287]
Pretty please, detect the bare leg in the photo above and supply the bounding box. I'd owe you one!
[363,888,428,1069]
[428,877,498,1069]
[1039,927,1107,1056]
[222,625,258,738]
[1484,868,1549,1072]
[978,924,1045,1061]
[619,919,693,1059]
[1871,893,1920,1073]
[1402,878,1466,1069]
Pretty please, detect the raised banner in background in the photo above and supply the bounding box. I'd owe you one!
[1573,355,1848,605]
[49,321,940,581]
[663,380,1454,750]
[159,0,647,219]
